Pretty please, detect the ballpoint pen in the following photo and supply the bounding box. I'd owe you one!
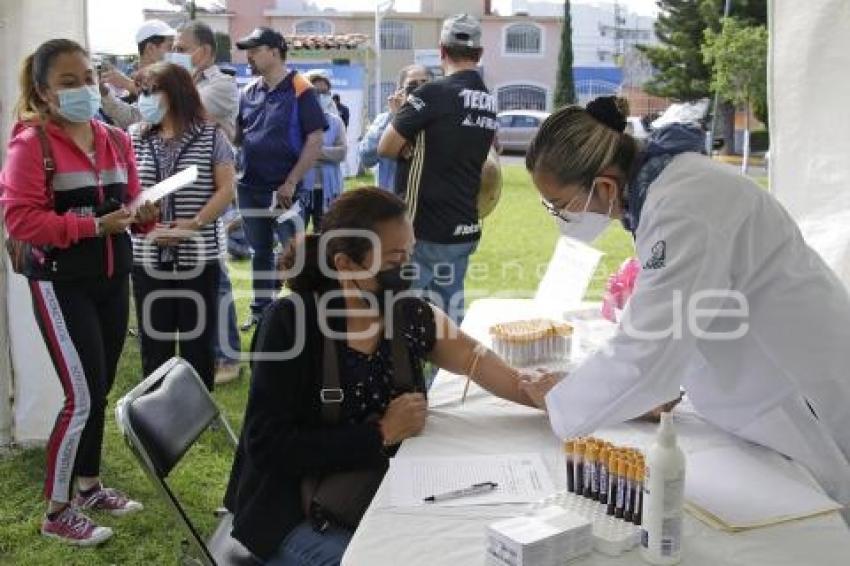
[423,481,499,503]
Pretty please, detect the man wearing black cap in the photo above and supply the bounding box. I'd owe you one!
[378,14,497,324]
[234,27,327,330]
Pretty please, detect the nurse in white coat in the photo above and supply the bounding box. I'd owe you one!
[520,96,850,513]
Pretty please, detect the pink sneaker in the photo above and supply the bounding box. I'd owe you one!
[73,485,144,517]
[41,505,113,546]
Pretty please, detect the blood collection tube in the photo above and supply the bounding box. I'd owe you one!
[574,439,586,497]
[624,461,635,522]
[598,445,610,505]
[607,451,618,515]
[587,442,600,500]
[615,456,627,519]
[634,462,645,526]
[565,440,576,493]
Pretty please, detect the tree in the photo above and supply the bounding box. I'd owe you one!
[702,17,768,172]
[554,1,576,108]
[639,0,768,154]
[639,0,711,101]
[215,32,232,63]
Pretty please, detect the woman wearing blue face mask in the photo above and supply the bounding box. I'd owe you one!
[1,39,159,545]
[302,70,347,232]
[128,62,235,391]
[521,96,850,515]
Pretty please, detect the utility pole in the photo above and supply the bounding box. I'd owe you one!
[707,0,733,156]
[374,0,395,119]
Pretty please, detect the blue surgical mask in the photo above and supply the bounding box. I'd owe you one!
[56,85,101,123]
[319,93,333,110]
[138,92,167,124]
[165,52,193,73]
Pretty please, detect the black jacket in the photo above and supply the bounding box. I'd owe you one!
[224,291,432,560]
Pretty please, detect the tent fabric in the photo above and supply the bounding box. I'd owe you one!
[0,0,87,446]
[769,0,850,288]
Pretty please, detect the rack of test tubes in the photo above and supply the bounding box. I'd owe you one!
[489,319,573,367]
[529,437,646,557]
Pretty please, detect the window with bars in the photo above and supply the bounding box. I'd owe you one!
[380,20,413,50]
[368,81,398,119]
[505,24,542,54]
[497,85,547,111]
[294,19,333,35]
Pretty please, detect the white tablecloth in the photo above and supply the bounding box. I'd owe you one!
[342,299,850,566]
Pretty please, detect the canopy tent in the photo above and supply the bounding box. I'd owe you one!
[768,0,850,287]
[2,1,850,446]
[0,0,88,446]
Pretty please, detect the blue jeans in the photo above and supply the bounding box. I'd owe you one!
[214,262,241,363]
[237,185,308,317]
[265,522,352,566]
[411,239,479,325]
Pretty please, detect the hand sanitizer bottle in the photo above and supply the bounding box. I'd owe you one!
[640,412,685,565]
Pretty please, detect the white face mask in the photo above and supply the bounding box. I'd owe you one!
[555,182,613,243]
[165,52,193,73]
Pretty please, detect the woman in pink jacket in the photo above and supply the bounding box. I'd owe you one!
[1,39,157,546]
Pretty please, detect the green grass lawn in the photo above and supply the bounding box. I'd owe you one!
[0,165,633,564]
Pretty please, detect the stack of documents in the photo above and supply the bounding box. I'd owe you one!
[684,445,842,531]
[486,506,593,566]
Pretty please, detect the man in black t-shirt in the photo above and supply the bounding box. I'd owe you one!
[378,14,496,323]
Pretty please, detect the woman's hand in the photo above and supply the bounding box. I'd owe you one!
[100,67,136,95]
[98,207,134,235]
[134,201,159,225]
[517,370,562,410]
[378,393,427,446]
[151,219,198,247]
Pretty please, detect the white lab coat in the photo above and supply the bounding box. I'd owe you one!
[545,153,850,509]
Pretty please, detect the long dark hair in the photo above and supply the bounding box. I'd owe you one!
[140,61,206,135]
[16,39,88,121]
[282,188,408,293]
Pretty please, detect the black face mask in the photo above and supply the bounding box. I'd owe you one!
[376,264,414,294]
[356,263,415,312]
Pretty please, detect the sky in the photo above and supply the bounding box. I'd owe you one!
[88,0,660,55]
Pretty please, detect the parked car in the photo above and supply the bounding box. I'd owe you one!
[496,110,550,153]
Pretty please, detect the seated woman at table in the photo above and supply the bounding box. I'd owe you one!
[224,187,539,565]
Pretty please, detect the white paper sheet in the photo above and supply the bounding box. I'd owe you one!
[275,201,303,224]
[388,453,556,508]
[534,236,603,315]
[128,165,198,211]
[684,445,842,531]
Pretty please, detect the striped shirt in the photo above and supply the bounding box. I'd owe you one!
[129,122,233,267]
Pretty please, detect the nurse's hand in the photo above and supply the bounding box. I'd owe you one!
[517,370,561,410]
[635,391,685,422]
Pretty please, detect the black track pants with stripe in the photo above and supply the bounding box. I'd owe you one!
[29,275,129,503]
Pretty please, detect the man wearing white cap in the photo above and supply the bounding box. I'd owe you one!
[99,19,177,127]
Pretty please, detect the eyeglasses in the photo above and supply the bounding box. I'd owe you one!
[540,189,591,223]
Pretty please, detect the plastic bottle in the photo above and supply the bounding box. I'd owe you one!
[641,413,686,565]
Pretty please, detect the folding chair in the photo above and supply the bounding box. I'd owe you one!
[115,357,259,565]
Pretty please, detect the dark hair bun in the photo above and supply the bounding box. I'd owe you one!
[586,96,628,133]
